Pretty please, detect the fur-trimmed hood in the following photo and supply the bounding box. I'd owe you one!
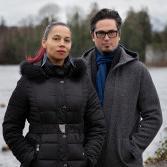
[20,58,87,81]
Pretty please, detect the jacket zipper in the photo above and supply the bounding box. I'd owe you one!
[36,144,40,152]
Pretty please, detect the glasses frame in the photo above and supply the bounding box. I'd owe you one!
[95,30,118,39]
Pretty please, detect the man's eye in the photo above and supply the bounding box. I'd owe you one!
[108,30,117,35]
[98,32,105,35]
[108,32,114,36]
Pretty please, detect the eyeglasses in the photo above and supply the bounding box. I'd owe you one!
[95,30,118,39]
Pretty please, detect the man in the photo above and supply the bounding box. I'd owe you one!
[82,8,162,167]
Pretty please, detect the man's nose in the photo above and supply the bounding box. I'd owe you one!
[104,34,110,40]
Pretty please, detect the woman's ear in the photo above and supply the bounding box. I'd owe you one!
[41,39,46,49]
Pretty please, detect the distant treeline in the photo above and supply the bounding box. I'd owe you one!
[0,3,167,64]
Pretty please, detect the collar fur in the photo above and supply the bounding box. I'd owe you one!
[20,58,86,81]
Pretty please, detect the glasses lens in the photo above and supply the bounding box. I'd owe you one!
[96,31,106,38]
[95,30,118,38]
[107,30,118,38]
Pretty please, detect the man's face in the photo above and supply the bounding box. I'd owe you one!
[91,19,120,53]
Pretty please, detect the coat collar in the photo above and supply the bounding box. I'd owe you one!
[20,58,86,81]
[82,45,138,69]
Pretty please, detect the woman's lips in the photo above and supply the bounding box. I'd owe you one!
[57,50,66,54]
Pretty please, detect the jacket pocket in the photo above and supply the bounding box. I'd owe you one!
[68,160,87,167]
[36,134,59,160]
[20,150,35,167]
[120,139,133,161]
[34,143,40,158]
[118,138,142,166]
[68,144,86,160]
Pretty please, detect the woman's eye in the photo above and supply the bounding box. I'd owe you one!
[53,37,59,41]
[65,39,71,43]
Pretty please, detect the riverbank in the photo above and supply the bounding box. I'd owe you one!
[145,161,167,167]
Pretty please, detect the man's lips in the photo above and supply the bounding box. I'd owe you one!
[102,43,112,48]
[103,42,111,45]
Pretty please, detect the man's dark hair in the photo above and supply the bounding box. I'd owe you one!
[90,8,122,33]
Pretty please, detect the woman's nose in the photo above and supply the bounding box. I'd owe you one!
[59,39,65,45]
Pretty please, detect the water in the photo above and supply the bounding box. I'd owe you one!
[143,67,167,160]
[0,65,20,167]
[0,65,167,166]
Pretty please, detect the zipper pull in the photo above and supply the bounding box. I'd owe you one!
[36,144,40,152]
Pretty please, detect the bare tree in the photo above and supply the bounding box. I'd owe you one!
[38,3,60,23]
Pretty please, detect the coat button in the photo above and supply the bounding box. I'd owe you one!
[62,105,67,109]
[64,164,67,167]
[59,124,66,133]
[60,80,64,84]
[62,134,66,138]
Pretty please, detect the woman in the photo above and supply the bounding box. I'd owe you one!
[3,22,106,167]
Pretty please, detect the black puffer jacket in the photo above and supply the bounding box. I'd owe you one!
[3,58,106,167]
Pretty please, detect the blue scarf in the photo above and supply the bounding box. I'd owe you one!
[96,49,114,106]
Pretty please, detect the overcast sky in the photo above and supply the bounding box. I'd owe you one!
[0,0,167,31]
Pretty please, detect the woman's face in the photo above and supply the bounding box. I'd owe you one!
[42,25,72,66]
